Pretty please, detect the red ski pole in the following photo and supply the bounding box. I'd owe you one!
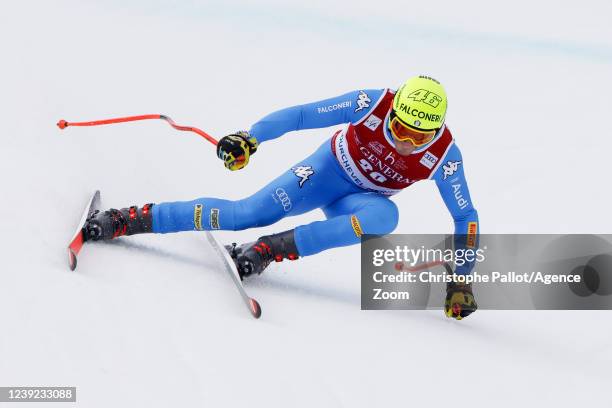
[57,114,218,146]
[395,260,446,272]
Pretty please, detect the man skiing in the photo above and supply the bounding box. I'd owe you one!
[83,75,479,319]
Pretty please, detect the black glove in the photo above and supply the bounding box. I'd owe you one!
[445,280,478,320]
[216,131,258,171]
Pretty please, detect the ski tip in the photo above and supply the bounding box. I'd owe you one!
[68,248,77,271]
[250,298,262,319]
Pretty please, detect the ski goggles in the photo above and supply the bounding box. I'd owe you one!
[389,114,437,146]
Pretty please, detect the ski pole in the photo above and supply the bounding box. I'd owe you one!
[57,114,218,146]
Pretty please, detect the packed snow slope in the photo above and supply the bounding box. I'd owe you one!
[1,1,611,406]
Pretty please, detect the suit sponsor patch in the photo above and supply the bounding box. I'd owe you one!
[194,204,203,230]
[354,90,371,112]
[274,188,292,212]
[466,222,478,248]
[210,208,220,230]
[351,215,363,237]
[419,151,438,169]
[443,160,462,180]
[317,101,351,114]
[363,114,382,131]
[292,166,314,188]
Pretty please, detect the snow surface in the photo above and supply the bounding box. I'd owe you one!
[1,0,611,406]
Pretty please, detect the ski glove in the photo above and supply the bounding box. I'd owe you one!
[445,281,477,320]
[217,131,258,171]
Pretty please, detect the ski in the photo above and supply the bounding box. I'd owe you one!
[204,231,262,319]
[66,192,261,318]
[67,190,101,271]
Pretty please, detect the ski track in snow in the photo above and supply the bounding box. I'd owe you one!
[1,1,611,406]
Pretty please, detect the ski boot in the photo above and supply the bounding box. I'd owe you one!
[84,204,155,241]
[227,230,300,279]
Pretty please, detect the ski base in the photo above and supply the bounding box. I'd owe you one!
[205,231,262,319]
[67,190,101,271]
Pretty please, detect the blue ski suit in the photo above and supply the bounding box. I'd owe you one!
[151,89,479,273]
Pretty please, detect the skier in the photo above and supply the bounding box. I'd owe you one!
[83,75,479,319]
